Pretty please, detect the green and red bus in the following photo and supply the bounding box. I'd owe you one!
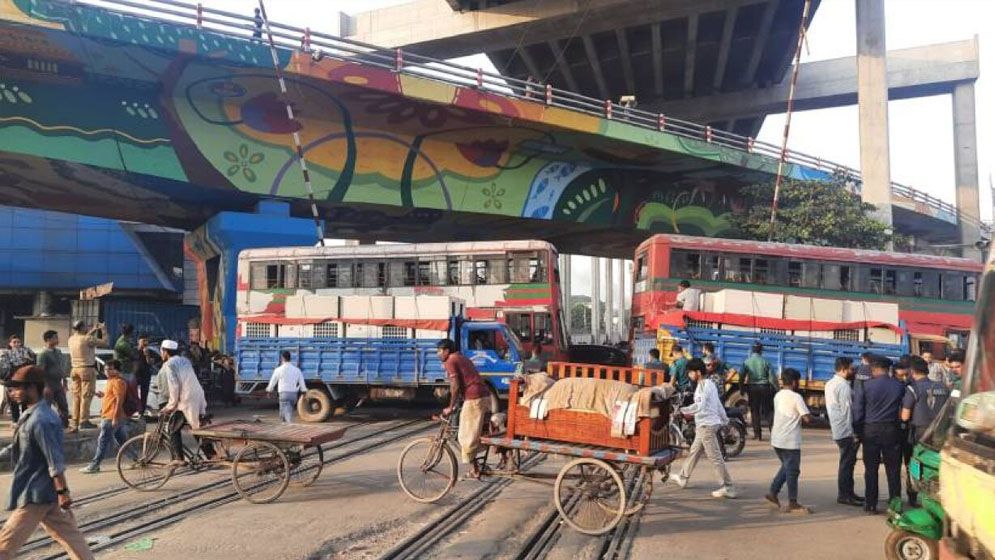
[631,234,983,352]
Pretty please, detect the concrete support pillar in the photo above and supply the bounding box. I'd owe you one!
[952,82,983,261]
[560,254,572,341]
[615,259,626,338]
[605,260,614,343]
[855,0,893,230]
[591,257,601,343]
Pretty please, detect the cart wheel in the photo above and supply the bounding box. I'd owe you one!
[232,441,291,504]
[554,458,626,535]
[289,445,324,487]
[602,466,653,516]
[397,437,457,503]
[117,434,174,492]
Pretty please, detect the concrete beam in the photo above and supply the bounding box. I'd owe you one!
[651,22,664,96]
[616,28,636,96]
[713,6,738,90]
[953,82,983,260]
[547,39,579,92]
[582,34,610,100]
[740,0,778,85]
[651,38,979,122]
[343,0,764,59]
[683,13,699,96]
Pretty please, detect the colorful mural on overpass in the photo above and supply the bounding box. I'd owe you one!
[0,0,898,257]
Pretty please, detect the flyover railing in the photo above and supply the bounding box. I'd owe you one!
[56,0,985,232]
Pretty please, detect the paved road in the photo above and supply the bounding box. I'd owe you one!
[0,403,895,559]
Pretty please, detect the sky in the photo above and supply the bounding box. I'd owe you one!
[189,0,994,298]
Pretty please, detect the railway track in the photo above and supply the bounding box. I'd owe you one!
[377,453,544,560]
[25,418,434,560]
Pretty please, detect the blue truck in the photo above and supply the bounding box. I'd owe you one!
[634,324,910,415]
[236,317,524,422]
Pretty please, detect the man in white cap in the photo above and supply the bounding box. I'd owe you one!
[158,341,211,464]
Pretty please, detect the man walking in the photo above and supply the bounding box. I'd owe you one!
[853,356,905,514]
[266,351,306,423]
[766,368,813,514]
[900,356,949,505]
[1,335,36,423]
[669,359,737,499]
[0,366,93,559]
[437,339,491,479]
[113,324,137,384]
[825,357,863,506]
[36,331,69,427]
[79,360,129,474]
[740,343,777,441]
[67,321,107,432]
[158,340,211,465]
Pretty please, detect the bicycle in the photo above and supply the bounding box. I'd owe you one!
[396,411,461,503]
[116,412,225,492]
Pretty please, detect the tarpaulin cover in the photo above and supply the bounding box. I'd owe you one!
[658,310,904,334]
[240,314,450,331]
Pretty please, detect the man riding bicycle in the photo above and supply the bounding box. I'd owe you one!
[157,340,213,465]
[436,339,491,480]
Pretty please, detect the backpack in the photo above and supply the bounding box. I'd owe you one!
[123,378,142,416]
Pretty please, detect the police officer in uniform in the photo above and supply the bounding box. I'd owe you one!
[853,355,905,514]
[900,356,949,505]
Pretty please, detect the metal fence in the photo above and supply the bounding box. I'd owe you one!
[53,0,985,231]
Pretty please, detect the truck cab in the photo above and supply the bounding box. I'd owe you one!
[461,321,524,393]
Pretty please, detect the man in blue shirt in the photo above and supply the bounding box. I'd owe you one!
[0,366,92,559]
[643,349,668,380]
[853,356,905,514]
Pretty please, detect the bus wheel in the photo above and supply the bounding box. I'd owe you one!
[297,388,333,423]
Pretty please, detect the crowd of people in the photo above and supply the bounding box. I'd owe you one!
[636,342,962,515]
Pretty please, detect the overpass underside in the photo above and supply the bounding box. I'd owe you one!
[0,1,960,257]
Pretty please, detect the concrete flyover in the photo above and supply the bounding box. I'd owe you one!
[0,0,973,254]
[343,0,821,137]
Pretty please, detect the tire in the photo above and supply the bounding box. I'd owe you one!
[726,393,750,426]
[117,434,173,492]
[297,388,333,423]
[722,420,747,458]
[231,441,291,504]
[554,458,626,536]
[885,529,938,560]
[397,437,457,503]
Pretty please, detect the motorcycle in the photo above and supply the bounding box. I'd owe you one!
[669,391,747,459]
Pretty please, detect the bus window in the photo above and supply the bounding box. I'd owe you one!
[839,265,852,291]
[883,269,897,295]
[447,260,460,285]
[869,267,883,294]
[506,312,532,342]
[535,312,554,345]
[912,271,924,297]
[509,254,530,283]
[403,261,417,287]
[635,252,648,282]
[788,261,802,288]
[966,275,977,301]
[474,260,488,284]
[703,254,721,281]
[417,262,431,285]
[529,257,547,282]
[669,250,700,280]
[353,263,364,288]
[377,262,388,289]
[298,263,313,289]
[754,259,769,284]
[722,256,740,282]
[488,257,508,284]
[943,273,965,300]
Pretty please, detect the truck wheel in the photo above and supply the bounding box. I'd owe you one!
[885,529,938,560]
[297,389,333,423]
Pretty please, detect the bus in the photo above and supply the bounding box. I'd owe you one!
[235,240,568,361]
[631,234,983,352]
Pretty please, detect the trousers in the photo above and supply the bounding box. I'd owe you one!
[862,422,902,510]
[69,368,96,428]
[457,397,491,464]
[679,424,733,487]
[746,385,773,439]
[278,392,298,423]
[770,447,802,502]
[89,419,129,469]
[835,436,860,500]
[0,502,93,560]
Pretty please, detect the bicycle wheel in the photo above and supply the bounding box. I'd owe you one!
[397,437,457,503]
[554,458,626,535]
[117,434,173,491]
[232,441,291,504]
[288,445,324,487]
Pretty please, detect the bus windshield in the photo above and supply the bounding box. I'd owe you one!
[955,260,995,447]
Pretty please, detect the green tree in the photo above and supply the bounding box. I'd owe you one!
[731,175,897,250]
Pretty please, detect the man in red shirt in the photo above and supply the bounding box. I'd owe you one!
[437,339,491,479]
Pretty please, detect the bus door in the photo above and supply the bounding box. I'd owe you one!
[462,322,522,392]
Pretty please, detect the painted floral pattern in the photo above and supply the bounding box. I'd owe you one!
[224,144,265,182]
